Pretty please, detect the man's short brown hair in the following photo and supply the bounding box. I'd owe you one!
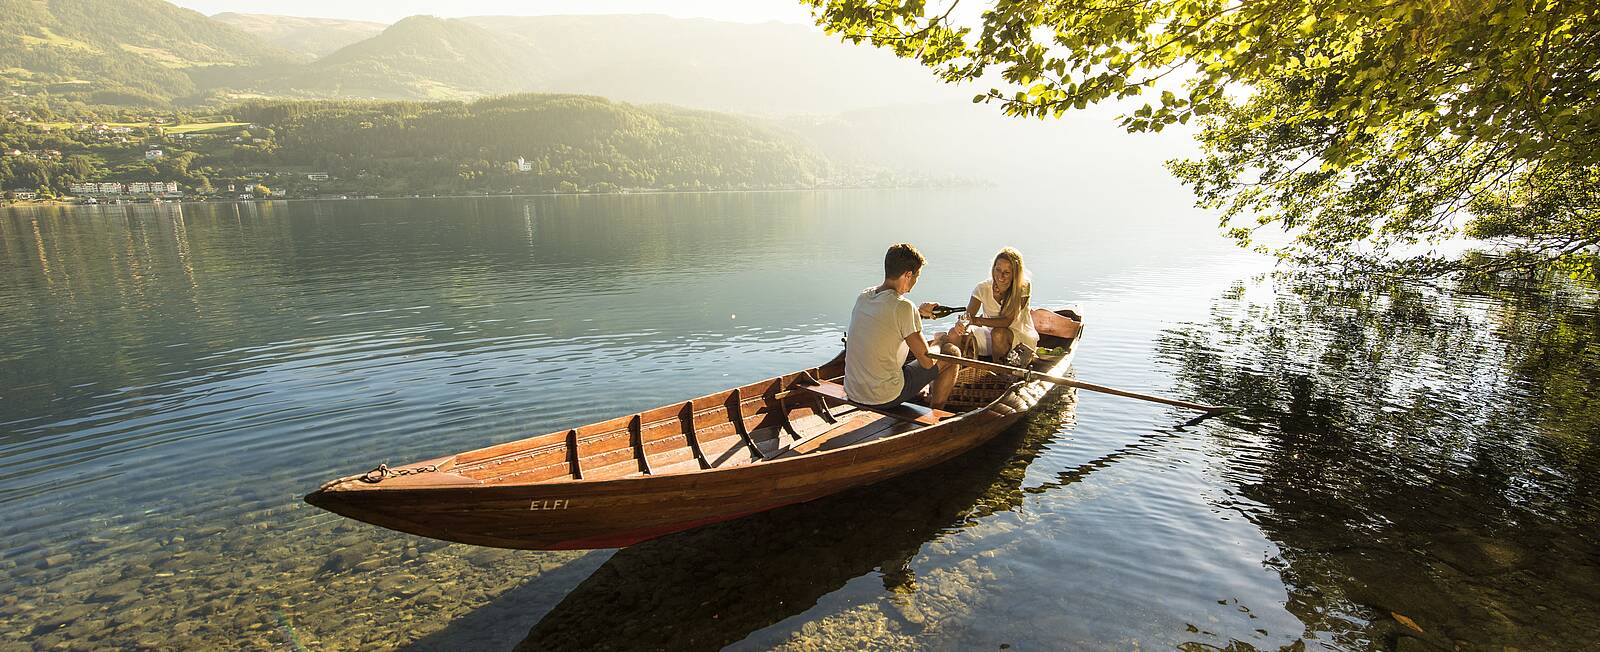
[884,243,925,278]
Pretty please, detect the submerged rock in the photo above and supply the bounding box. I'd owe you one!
[37,552,73,569]
[30,603,94,636]
[375,573,426,597]
[319,543,379,574]
[87,579,142,603]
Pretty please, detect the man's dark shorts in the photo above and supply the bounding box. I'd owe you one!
[865,360,940,408]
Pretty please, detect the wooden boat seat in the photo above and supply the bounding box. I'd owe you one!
[772,411,908,459]
[792,379,953,426]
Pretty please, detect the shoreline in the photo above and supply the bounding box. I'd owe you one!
[0,184,996,210]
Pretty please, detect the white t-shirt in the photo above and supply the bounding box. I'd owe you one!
[844,287,922,405]
[972,279,1038,350]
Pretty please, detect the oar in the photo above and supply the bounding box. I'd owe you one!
[927,352,1238,415]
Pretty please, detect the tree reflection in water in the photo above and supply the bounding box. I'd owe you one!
[501,391,1081,651]
[1155,273,1600,649]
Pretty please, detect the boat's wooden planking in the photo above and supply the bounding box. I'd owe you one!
[450,363,849,484]
[320,411,995,549]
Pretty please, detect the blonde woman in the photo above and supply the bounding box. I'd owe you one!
[960,247,1038,364]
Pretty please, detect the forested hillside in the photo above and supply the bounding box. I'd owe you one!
[0,0,288,105]
[232,95,828,193]
[1,94,830,197]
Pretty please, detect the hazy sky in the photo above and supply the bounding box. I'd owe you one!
[168,0,817,24]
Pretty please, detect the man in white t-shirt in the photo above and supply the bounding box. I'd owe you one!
[844,243,965,410]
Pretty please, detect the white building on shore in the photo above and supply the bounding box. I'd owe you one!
[69,181,181,196]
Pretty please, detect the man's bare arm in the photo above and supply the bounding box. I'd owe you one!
[905,332,936,369]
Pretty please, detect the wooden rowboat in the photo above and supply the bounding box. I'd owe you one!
[304,307,1084,550]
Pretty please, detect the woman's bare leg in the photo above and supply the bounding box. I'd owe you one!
[991,327,1014,362]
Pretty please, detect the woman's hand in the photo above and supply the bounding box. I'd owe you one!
[950,315,969,338]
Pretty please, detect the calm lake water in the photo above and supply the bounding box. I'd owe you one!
[2,191,1596,651]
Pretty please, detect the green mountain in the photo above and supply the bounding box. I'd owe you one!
[210,12,385,59]
[0,0,288,105]
[0,93,831,196]
[254,16,540,100]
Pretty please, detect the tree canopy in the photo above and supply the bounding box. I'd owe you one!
[803,0,1600,277]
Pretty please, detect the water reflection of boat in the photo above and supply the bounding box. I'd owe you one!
[306,309,1084,551]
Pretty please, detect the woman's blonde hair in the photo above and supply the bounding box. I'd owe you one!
[994,247,1029,318]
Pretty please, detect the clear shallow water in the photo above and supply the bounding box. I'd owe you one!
[1,192,1596,651]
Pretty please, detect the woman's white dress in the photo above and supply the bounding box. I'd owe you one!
[968,279,1038,357]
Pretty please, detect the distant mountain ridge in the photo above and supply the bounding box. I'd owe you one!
[456,14,958,114]
[258,16,539,100]
[243,13,957,113]
[211,12,385,59]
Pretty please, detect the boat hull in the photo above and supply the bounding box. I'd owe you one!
[306,409,1033,549]
[306,309,1081,550]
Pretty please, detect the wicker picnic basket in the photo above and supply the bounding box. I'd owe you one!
[945,367,1016,411]
[943,326,1074,411]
